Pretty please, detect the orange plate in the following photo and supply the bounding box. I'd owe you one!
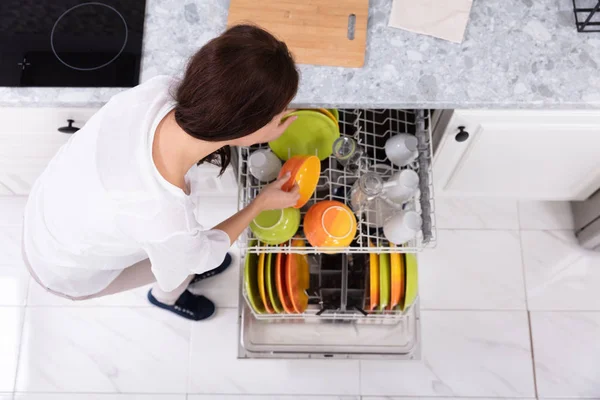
[258,252,274,313]
[286,238,310,313]
[389,245,405,310]
[278,155,321,208]
[276,251,295,313]
[304,200,357,250]
[368,241,379,311]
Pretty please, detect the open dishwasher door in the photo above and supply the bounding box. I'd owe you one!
[238,296,421,360]
[238,251,421,360]
[235,109,435,360]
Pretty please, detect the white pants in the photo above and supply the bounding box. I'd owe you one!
[23,244,192,304]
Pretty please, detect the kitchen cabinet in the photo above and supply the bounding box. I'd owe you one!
[0,107,238,196]
[0,107,98,195]
[433,110,600,200]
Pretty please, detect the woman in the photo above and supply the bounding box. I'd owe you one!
[22,25,300,321]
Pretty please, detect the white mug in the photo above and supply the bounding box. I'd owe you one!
[384,134,418,167]
[383,210,422,245]
[248,150,281,182]
[383,169,420,205]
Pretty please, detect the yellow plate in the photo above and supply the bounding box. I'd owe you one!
[258,252,274,313]
[402,253,419,310]
[266,252,283,314]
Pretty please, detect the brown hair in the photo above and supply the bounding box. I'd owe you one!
[174,24,299,175]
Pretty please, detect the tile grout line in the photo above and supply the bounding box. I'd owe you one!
[527,311,540,399]
[517,202,540,399]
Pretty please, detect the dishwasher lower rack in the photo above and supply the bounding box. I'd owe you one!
[236,109,437,254]
[238,250,421,359]
[241,250,417,322]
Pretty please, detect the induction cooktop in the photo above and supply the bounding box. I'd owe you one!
[0,0,146,87]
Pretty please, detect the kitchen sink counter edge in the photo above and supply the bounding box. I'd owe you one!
[2,0,600,109]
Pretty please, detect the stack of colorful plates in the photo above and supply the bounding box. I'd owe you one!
[244,238,310,315]
[367,244,419,312]
[269,109,340,161]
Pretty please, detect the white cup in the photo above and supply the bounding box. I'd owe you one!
[384,134,418,167]
[248,150,281,182]
[383,210,422,245]
[383,169,420,205]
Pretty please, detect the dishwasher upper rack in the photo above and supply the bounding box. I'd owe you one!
[236,109,437,254]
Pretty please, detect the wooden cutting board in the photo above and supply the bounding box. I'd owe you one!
[227,0,369,68]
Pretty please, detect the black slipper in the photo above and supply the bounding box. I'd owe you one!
[147,289,216,321]
[190,252,233,285]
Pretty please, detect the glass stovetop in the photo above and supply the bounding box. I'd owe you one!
[0,0,146,87]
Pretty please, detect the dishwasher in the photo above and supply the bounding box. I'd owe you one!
[234,109,437,360]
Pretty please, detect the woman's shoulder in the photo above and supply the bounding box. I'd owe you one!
[107,75,179,106]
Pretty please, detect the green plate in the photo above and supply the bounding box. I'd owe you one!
[269,110,340,161]
[402,253,418,311]
[266,252,284,313]
[244,241,265,314]
[327,108,339,121]
[379,253,391,311]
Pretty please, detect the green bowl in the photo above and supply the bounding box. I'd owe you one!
[250,208,301,245]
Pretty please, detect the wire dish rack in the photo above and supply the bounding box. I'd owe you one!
[237,109,436,254]
[235,109,435,322]
[242,250,419,322]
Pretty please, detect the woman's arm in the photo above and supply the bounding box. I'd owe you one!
[212,172,299,245]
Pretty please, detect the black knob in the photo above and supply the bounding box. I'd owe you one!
[455,126,469,142]
[57,119,80,134]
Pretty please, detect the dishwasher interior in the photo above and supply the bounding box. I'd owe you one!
[235,109,436,360]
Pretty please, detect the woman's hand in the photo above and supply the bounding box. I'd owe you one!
[213,172,300,245]
[253,172,300,211]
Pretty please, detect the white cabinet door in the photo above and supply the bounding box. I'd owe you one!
[0,106,239,196]
[0,107,99,195]
[433,110,600,200]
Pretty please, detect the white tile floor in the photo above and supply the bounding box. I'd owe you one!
[1,196,600,399]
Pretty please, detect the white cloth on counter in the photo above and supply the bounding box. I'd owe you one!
[388,0,474,44]
[23,76,231,297]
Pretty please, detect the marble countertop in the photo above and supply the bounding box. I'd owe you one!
[2,0,599,109]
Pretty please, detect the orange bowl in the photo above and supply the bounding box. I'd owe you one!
[278,155,321,208]
[304,200,357,251]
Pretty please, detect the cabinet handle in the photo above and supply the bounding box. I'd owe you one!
[57,119,80,134]
[455,126,469,142]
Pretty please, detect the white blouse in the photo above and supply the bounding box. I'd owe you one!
[23,76,231,297]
